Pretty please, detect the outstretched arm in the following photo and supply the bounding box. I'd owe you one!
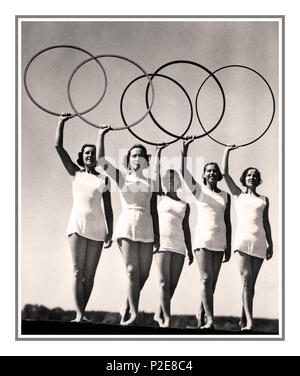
[181,137,201,199]
[223,194,232,263]
[221,146,242,196]
[152,143,168,194]
[182,204,193,265]
[55,113,80,176]
[103,178,114,249]
[263,197,273,260]
[96,126,125,188]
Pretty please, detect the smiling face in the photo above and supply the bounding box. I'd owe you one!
[82,145,96,168]
[163,170,181,192]
[203,163,221,185]
[244,168,261,188]
[128,147,148,171]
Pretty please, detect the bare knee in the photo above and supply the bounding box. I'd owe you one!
[241,272,253,289]
[73,267,84,281]
[200,274,212,288]
[84,270,96,286]
[159,277,170,293]
[126,264,139,282]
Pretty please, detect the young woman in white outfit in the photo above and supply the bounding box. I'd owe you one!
[221,145,273,331]
[96,126,159,326]
[55,113,113,322]
[181,137,232,329]
[153,145,194,328]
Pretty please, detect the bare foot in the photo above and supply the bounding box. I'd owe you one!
[154,312,164,327]
[120,313,137,326]
[200,322,214,330]
[239,314,247,328]
[241,324,253,332]
[81,315,90,323]
[71,315,82,323]
[119,304,130,323]
[196,311,206,328]
[162,318,170,328]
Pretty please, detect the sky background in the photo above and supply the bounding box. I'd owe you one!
[21,19,279,319]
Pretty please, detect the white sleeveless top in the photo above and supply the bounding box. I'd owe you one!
[233,193,267,259]
[194,186,228,252]
[67,171,107,241]
[113,174,154,243]
[158,195,187,256]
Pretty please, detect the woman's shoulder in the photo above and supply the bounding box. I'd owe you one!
[72,169,84,178]
[219,189,229,196]
[259,194,268,203]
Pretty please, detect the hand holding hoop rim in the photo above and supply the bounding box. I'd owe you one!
[183,135,196,147]
[98,125,112,134]
[59,112,75,123]
[225,144,239,152]
[155,142,169,152]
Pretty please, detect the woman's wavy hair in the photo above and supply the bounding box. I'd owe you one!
[123,144,151,170]
[77,144,96,167]
[240,167,262,186]
[202,162,223,185]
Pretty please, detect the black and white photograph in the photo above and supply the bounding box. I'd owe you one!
[17,15,283,342]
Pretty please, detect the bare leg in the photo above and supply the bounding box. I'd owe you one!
[194,249,205,328]
[195,248,214,329]
[119,239,140,326]
[155,252,171,327]
[196,304,206,328]
[169,253,185,298]
[211,252,224,293]
[138,242,153,290]
[155,252,184,328]
[82,239,103,317]
[235,251,263,331]
[209,251,224,329]
[246,256,264,330]
[240,256,263,328]
[69,233,87,322]
[117,244,131,322]
[240,308,247,329]
[167,253,185,328]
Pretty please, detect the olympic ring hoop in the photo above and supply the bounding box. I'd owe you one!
[195,64,276,148]
[23,45,108,117]
[67,54,155,130]
[143,60,226,141]
[120,73,193,146]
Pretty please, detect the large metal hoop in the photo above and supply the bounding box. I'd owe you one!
[120,73,193,146]
[195,64,276,147]
[23,45,108,117]
[67,54,155,130]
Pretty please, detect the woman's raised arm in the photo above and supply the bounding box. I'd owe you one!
[221,146,242,196]
[181,136,201,199]
[151,143,168,194]
[96,126,125,188]
[55,113,80,176]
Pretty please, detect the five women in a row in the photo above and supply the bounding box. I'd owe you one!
[55,113,273,331]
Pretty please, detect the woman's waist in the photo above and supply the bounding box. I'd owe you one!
[159,220,184,232]
[121,206,150,214]
[235,220,263,230]
[195,218,226,229]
